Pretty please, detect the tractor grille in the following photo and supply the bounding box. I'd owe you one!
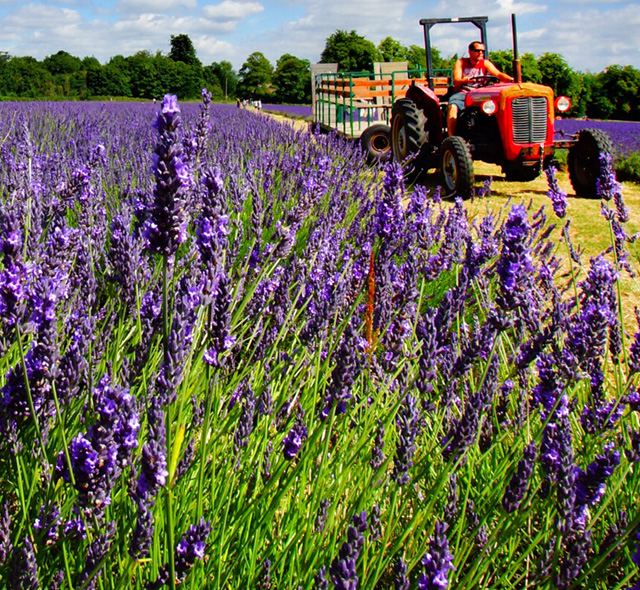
[511,96,548,144]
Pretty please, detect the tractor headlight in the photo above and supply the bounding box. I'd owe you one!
[555,96,571,112]
[481,99,497,115]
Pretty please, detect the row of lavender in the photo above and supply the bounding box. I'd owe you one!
[0,94,639,589]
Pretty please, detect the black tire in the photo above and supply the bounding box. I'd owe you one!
[502,161,541,182]
[360,124,391,164]
[440,136,474,199]
[568,128,614,198]
[391,99,428,181]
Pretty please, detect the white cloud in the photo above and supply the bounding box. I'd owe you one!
[202,1,264,21]
[118,0,198,15]
[5,3,82,28]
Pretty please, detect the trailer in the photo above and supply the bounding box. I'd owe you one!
[311,62,452,162]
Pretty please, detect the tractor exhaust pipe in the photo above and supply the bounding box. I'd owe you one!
[511,13,522,83]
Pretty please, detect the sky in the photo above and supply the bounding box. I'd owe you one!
[0,0,639,74]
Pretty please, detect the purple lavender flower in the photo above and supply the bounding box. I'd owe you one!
[321,322,363,418]
[556,530,592,589]
[79,522,115,590]
[282,408,308,460]
[392,393,420,485]
[8,535,39,590]
[329,511,368,590]
[545,166,568,218]
[175,518,212,576]
[495,204,536,319]
[374,161,405,242]
[143,94,192,256]
[33,501,61,546]
[572,445,620,530]
[55,375,139,517]
[134,396,168,501]
[234,388,256,466]
[394,556,410,590]
[502,442,538,512]
[203,271,235,368]
[259,558,272,590]
[315,499,330,533]
[418,521,455,590]
[314,566,329,590]
[0,501,12,565]
[596,151,622,202]
[370,420,386,471]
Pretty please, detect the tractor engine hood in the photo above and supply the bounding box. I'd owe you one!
[464,82,555,113]
[465,82,557,161]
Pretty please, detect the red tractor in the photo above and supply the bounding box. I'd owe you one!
[391,15,613,199]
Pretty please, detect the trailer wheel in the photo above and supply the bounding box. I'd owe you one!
[360,124,392,164]
[441,136,474,199]
[391,99,428,181]
[568,128,614,199]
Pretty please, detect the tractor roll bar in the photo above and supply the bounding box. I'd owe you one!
[419,16,489,91]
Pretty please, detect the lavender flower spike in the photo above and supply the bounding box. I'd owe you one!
[502,442,538,512]
[144,94,192,256]
[418,521,456,590]
[545,166,568,218]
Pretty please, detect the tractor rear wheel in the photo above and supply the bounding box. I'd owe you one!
[391,99,428,181]
[441,136,474,199]
[360,124,391,164]
[568,128,614,198]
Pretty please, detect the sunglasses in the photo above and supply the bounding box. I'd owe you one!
[471,48,485,53]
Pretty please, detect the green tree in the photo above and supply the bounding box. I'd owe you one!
[378,37,408,63]
[589,65,640,120]
[43,50,82,75]
[538,52,577,99]
[169,34,201,67]
[4,56,53,97]
[126,51,161,99]
[405,45,443,73]
[204,61,237,100]
[86,63,131,97]
[237,52,273,100]
[273,54,310,104]
[320,30,381,72]
[486,50,540,83]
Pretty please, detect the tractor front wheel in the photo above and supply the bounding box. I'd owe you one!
[360,124,392,164]
[568,128,614,198]
[440,136,474,199]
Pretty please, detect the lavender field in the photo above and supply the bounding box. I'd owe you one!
[1,95,640,590]
[555,119,640,158]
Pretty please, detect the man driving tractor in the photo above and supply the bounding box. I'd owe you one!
[447,41,514,136]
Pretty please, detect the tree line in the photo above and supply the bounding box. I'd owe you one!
[0,31,638,120]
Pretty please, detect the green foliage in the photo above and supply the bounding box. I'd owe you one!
[237,51,274,100]
[616,150,640,183]
[204,60,238,100]
[169,33,201,67]
[538,52,578,99]
[320,30,381,72]
[588,65,640,121]
[487,50,541,83]
[378,37,408,63]
[273,54,311,104]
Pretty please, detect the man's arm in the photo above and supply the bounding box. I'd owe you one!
[452,58,465,86]
[485,60,514,82]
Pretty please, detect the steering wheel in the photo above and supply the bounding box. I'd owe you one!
[462,75,501,90]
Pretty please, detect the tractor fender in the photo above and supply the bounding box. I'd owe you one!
[404,83,445,147]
